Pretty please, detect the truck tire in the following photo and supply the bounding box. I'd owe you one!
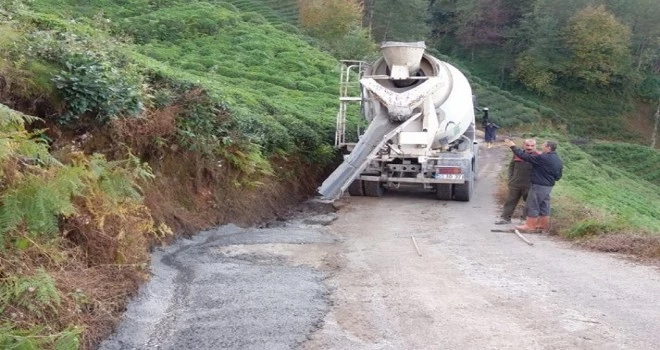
[364,180,385,197]
[435,184,453,200]
[347,180,364,196]
[453,180,473,201]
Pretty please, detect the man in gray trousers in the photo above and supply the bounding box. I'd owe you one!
[504,139,563,232]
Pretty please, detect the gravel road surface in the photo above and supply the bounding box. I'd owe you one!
[101,145,660,349]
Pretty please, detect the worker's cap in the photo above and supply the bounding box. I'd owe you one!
[483,107,489,111]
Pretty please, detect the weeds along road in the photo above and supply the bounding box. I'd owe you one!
[101,145,660,350]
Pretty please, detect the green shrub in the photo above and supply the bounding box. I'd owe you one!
[232,111,294,154]
[52,54,143,124]
[275,23,300,35]
[565,220,622,238]
[241,12,268,24]
[118,4,239,43]
[638,74,660,101]
[296,81,318,92]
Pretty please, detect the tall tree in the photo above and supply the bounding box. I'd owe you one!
[428,0,458,41]
[454,0,509,50]
[366,0,430,42]
[299,0,363,41]
[509,1,564,94]
[561,5,632,87]
[298,0,374,59]
[605,0,660,73]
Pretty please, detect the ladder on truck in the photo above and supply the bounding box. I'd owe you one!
[335,60,368,152]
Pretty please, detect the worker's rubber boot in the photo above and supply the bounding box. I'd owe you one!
[536,216,550,233]
[515,217,538,232]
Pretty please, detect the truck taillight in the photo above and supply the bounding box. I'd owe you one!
[436,166,462,174]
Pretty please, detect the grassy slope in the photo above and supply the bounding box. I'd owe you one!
[28,0,343,157]
[553,138,660,236]
[220,0,300,24]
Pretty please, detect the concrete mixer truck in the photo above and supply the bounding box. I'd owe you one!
[318,41,478,201]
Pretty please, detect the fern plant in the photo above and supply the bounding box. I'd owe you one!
[0,324,81,350]
[0,166,85,239]
[0,269,60,318]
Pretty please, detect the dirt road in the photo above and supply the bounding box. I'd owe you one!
[303,146,660,349]
[101,145,660,349]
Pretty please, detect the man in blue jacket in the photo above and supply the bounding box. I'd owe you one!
[504,139,563,232]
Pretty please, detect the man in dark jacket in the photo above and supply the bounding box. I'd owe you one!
[504,139,563,232]
[481,107,489,127]
[484,122,500,149]
[495,139,539,225]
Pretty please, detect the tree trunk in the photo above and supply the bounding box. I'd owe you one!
[651,98,660,149]
[367,0,375,38]
[636,40,646,71]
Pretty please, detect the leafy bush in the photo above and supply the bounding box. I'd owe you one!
[275,23,300,35]
[241,12,268,24]
[117,3,239,43]
[638,74,660,101]
[52,54,143,123]
[232,111,294,155]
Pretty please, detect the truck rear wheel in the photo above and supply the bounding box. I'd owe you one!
[453,180,473,201]
[347,180,364,196]
[435,184,453,200]
[364,181,385,197]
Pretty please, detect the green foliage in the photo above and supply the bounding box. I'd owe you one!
[565,219,622,238]
[0,324,81,350]
[213,0,300,25]
[367,0,430,42]
[513,51,557,96]
[552,139,660,236]
[0,269,60,318]
[579,141,660,185]
[299,0,362,42]
[6,0,342,175]
[324,26,377,60]
[0,167,85,238]
[52,54,144,123]
[1,106,83,240]
[0,102,152,347]
[1,103,153,245]
[0,25,59,102]
[2,20,147,125]
[118,3,240,43]
[232,112,293,155]
[426,0,658,139]
[85,152,155,201]
[562,5,633,87]
[638,74,660,101]
[0,106,47,175]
